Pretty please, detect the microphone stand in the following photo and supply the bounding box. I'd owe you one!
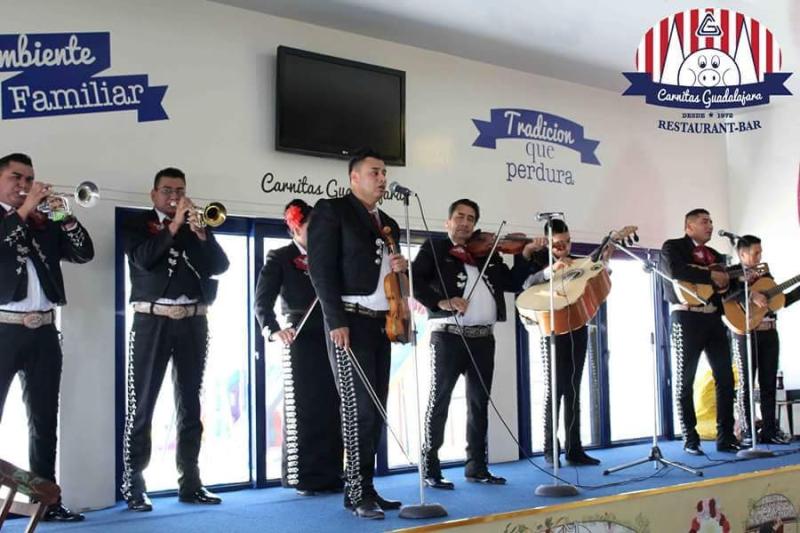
[534,213,578,497]
[602,244,702,477]
[398,192,447,519]
[736,258,774,459]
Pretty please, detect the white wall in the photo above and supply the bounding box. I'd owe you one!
[1,0,737,510]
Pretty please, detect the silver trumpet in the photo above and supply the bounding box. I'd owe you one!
[168,200,227,228]
[20,181,100,219]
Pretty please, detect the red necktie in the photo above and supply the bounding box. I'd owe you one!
[449,244,477,266]
[293,254,308,271]
[692,245,715,266]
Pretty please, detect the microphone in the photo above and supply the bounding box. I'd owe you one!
[718,229,740,242]
[388,181,415,198]
[535,211,564,221]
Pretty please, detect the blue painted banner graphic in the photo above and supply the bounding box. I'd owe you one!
[0,33,168,122]
[623,72,791,109]
[472,109,600,165]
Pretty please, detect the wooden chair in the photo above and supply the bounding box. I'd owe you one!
[0,458,60,532]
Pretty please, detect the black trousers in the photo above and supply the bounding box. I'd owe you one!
[325,313,390,507]
[670,311,735,445]
[541,325,588,457]
[0,323,61,482]
[423,331,495,478]
[121,313,209,498]
[733,329,780,437]
[281,324,343,490]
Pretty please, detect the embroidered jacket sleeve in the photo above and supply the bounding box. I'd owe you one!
[254,248,283,337]
[123,216,176,271]
[0,210,30,303]
[176,228,230,277]
[307,199,347,330]
[57,218,94,263]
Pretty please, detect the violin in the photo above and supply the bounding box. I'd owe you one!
[465,230,536,258]
[381,227,411,344]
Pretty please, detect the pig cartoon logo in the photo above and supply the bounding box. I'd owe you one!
[622,8,792,109]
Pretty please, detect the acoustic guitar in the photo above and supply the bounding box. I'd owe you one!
[722,271,800,334]
[515,226,637,335]
[674,263,768,306]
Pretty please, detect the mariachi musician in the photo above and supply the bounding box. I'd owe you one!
[412,198,539,489]
[0,152,93,522]
[728,235,800,445]
[661,208,739,455]
[254,199,343,495]
[515,218,609,466]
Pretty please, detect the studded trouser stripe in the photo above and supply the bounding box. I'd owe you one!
[422,342,438,478]
[121,328,138,499]
[335,345,363,506]
[671,321,689,439]
[281,343,300,486]
[732,335,750,436]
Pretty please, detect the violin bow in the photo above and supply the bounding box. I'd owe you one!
[464,220,506,302]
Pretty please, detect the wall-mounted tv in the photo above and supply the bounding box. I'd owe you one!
[276,46,406,166]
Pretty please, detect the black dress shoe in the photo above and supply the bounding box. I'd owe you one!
[760,431,792,445]
[465,471,506,485]
[43,503,85,521]
[178,487,222,504]
[565,451,601,466]
[375,494,402,510]
[353,500,384,519]
[295,488,317,496]
[425,476,455,490]
[126,493,153,512]
[683,442,703,455]
[716,441,741,453]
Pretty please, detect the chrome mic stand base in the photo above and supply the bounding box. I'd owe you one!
[399,503,449,519]
[534,483,579,497]
[736,448,775,459]
[603,445,702,477]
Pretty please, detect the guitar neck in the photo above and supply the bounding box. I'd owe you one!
[766,273,800,297]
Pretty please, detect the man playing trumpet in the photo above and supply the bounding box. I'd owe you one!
[0,152,94,521]
[121,167,229,512]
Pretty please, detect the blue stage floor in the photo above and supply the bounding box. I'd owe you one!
[6,439,800,532]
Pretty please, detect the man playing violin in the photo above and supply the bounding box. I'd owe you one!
[516,219,604,466]
[412,199,539,489]
[661,208,739,454]
[121,167,229,511]
[307,150,407,520]
[730,235,800,445]
[0,153,93,522]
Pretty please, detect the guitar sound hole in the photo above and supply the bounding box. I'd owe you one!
[564,270,583,282]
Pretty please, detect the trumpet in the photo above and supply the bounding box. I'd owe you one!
[20,181,100,220]
[169,200,227,228]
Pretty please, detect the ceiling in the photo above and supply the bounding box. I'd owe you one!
[209,0,798,92]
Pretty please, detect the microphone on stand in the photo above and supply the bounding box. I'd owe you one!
[718,229,740,244]
[388,181,415,198]
[535,211,564,221]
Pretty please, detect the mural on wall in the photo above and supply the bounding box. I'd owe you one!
[746,493,798,532]
[622,8,792,134]
[470,108,600,188]
[0,32,168,122]
[503,512,646,533]
[688,498,732,533]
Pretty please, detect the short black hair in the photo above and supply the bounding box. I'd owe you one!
[348,148,383,175]
[544,219,569,235]
[685,208,709,225]
[153,167,186,189]
[0,153,33,172]
[736,234,761,251]
[448,198,480,222]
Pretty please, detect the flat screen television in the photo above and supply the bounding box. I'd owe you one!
[276,46,406,165]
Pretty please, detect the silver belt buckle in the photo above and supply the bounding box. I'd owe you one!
[22,313,44,329]
[167,306,188,320]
